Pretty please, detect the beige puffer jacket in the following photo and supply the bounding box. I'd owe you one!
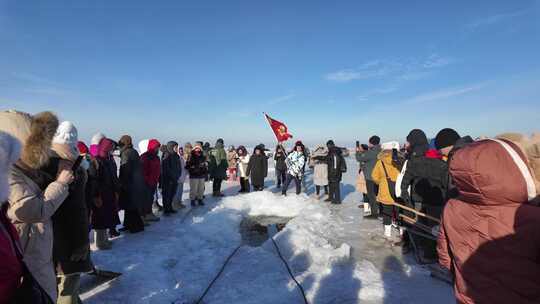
[0,110,69,301]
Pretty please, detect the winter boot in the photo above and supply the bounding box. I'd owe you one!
[191,200,196,207]
[363,203,372,217]
[95,230,112,250]
[177,201,186,209]
[384,225,392,240]
[198,199,205,206]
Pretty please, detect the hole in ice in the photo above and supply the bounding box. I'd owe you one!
[239,216,291,247]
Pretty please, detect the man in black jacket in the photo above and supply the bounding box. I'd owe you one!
[326,140,347,204]
[356,135,381,217]
[161,141,182,214]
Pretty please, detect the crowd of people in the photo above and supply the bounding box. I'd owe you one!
[0,109,539,304]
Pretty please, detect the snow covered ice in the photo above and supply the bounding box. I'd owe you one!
[82,158,454,304]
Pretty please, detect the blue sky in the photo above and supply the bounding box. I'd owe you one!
[0,0,539,147]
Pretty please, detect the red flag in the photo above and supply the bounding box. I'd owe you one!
[264,113,293,142]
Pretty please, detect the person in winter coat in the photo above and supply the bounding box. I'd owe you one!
[0,111,73,302]
[398,129,449,261]
[42,122,92,304]
[274,145,287,189]
[247,145,268,191]
[237,146,251,193]
[209,139,228,197]
[371,142,401,240]
[88,137,121,249]
[437,137,540,304]
[161,141,182,214]
[325,141,347,204]
[282,142,306,196]
[227,145,238,182]
[186,144,208,206]
[0,131,24,304]
[118,135,146,233]
[356,136,382,217]
[203,142,211,182]
[140,139,161,222]
[309,145,329,199]
[173,146,188,209]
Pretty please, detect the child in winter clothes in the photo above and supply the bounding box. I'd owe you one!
[247,145,268,191]
[274,145,287,188]
[371,142,400,240]
[282,142,306,195]
[186,144,208,206]
[309,145,329,199]
[227,145,238,182]
[237,146,250,193]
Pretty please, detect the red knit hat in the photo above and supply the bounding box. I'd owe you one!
[77,141,89,154]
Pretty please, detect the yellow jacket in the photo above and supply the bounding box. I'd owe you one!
[371,150,400,205]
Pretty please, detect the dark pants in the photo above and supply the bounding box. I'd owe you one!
[366,180,379,216]
[124,209,144,233]
[276,169,287,187]
[240,177,250,193]
[328,181,341,203]
[381,204,394,225]
[213,178,223,194]
[315,185,328,195]
[143,185,156,215]
[162,181,178,212]
[282,174,301,195]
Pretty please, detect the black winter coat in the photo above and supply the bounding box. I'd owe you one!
[119,146,146,212]
[186,152,208,179]
[247,154,268,186]
[274,151,287,171]
[47,158,92,275]
[400,155,449,217]
[161,150,182,185]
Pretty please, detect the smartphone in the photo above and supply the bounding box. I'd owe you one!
[355,141,360,148]
[72,155,83,171]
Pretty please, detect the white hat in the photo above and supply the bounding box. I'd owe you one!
[0,131,21,202]
[91,132,106,145]
[381,141,400,150]
[53,121,78,145]
[138,139,149,154]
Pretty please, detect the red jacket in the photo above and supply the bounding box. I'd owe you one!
[438,139,540,304]
[0,204,23,303]
[140,139,161,188]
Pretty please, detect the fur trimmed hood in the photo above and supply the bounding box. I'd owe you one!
[0,110,59,169]
[0,131,21,202]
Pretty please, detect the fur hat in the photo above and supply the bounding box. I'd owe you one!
[0,131,21,202]
[435,128,461,150]
[0,110,59,169]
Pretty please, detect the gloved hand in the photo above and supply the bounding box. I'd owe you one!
[70,245,89,262]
